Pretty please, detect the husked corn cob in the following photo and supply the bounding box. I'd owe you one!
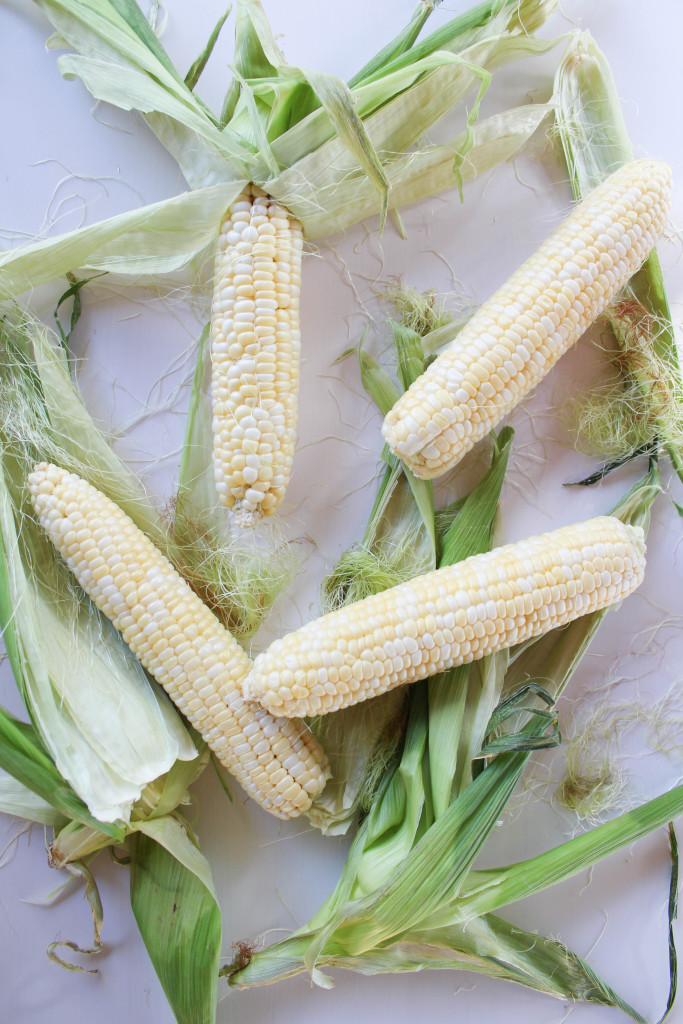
[243,516,645,718]
[28,463,328,818]
[382,158,672,478]
[211,185,303,527]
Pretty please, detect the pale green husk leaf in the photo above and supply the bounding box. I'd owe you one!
[0,776,68,827]
[0,310,196,823]
[553,31,683,484]
[0,182,247,298]
[0,100,551,303]
[14,0,562,285]
[130,824,221,1024]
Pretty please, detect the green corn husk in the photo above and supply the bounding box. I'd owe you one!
[553,31,683,486]
[0,0,559,302]
[0,306,228,1021]
[130,823,221,1024]
[0,308,197,823]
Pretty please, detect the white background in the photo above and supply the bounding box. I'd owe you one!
[1,1,682,1022]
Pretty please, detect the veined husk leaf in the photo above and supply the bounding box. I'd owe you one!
[184,6,231,93]
[356,0,557,84]
[0,100,551,303]
[0,707,109,834]
[131,815,216,899]
[230,910,646,1023]
[130,821,221,1024]
[0,181,247,298]
[49,741,210,867]
[347,0,441,88]
[0,775,68,827]
[26,0,560,241]
[553,31,683,484]
[0,311,195,823]
[264,0,557,170]
[57,53,254,184]
[442,783,683,929]
[41,0,256,181]
[275,101,553,240]
[176,324,216,521]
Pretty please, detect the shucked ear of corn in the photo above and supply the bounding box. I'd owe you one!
[211,187,303,526]
[28,463,330,818]
[382,158,672,478]
[243,515,646,718]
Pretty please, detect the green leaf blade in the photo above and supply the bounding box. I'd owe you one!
[130,826,221,1024]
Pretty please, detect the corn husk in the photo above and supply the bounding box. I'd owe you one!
[553,31,683,485]
[0,776,68,828]
[0,310,197,823]
[0,0,561,304]
[0,305,224,1021]
[130,822,221,1024]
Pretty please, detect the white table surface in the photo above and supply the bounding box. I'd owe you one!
[1,1,682,1022]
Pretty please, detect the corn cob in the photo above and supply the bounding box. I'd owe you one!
[243,516,645,718]
[382,158,672,479]
[28,463,328,818]
[211,185,303,527]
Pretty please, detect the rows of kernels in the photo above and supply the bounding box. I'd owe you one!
[211,185,303,526]
[382,159,672,478]
[28,463,328,818]
[243,516,646,718]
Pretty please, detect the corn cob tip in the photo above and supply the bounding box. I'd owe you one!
[243,516,646,719]
[232,503,262,529]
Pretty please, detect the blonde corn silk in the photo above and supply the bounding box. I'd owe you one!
[567,298,683,463]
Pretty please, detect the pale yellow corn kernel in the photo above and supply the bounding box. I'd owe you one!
[28,464,329,819]
[243,516,646,718]
[382,159,672,478]
[211,185,304,527]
